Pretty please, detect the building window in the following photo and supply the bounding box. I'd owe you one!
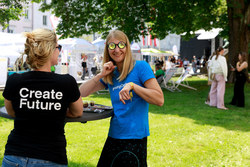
[8,29,14,33]
[24,27,32,32]
[25,9,29,20]
[43,15,47,25]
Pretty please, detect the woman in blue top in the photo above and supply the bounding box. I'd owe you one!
[79,30,164,167]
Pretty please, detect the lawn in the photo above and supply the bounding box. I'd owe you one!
[0,76,249,167]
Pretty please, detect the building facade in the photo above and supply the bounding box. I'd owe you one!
[1,1,53,33]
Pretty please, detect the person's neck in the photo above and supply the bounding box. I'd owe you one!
[34,64,52,72]
[116,63,123,73]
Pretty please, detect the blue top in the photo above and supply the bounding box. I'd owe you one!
[100,60,155,139]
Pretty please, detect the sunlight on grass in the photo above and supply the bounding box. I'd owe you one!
[0,76,249,166]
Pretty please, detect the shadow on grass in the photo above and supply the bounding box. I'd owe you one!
[0,117,12,124]
[0,159,96,167]
[68,161,95,167]
[150,80,250,132]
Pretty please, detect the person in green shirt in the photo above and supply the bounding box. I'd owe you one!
[51,65,55,73]
[155,64,165,84]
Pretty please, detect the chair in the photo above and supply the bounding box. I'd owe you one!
[156,75,164,84]
[174,67,184,76]
[97,89,109,94]
[161,68,177,92]
[173,67,197,91]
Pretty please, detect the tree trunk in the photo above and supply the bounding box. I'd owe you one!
[227,0,250,83]
[227,0,250,69]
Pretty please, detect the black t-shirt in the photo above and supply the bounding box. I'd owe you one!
[3,71,80,165]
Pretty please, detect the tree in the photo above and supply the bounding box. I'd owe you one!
[39,0,250,69]
[226,0,250,69]
[0,0,29,30]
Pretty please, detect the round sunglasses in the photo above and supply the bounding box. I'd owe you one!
[107,42,126,50]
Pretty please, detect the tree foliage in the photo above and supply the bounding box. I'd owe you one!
[38,0,228,41]
[0,0,29,29]
[2,0,249,69]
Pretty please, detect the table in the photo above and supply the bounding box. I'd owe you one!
[0,106,113,123]
[0,84,4,91]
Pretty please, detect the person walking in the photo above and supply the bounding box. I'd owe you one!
[192,55,197,73]
[91,56,98,76]
[183,58,190,70]
[192,59,197,74]
[2,28,83,167]
[87,56,93,79]
[79,30,164,167]
[230,52,249,107]
[81,53,87,80]
[208,46,228,110]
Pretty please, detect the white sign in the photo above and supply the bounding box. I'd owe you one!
[172,45,178,55]
[0,57,8,85]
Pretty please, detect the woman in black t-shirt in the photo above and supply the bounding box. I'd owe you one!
[2,29,83,167]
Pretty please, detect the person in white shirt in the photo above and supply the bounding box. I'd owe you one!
[165,57,172,70]
[208,46,228,110]
[205,51,216,104]
[87,57,93,78]
[183,58,190,70]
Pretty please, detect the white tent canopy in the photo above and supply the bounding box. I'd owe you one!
[92,37,105,54]
[0,33,25,66]
[58,38,97,77]
[59,38,96,53]
[141,48,177,57]
[92,37,105,45]
[131,43,142,60]
[131,42,140,51]
[0,49,21,66]
[58,38,97,63]
[197,28,222,40]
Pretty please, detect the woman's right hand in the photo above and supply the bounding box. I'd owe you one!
[100,61,116,77]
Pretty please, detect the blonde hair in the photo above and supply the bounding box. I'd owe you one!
[22,28,57,70]
[103,30,135,85]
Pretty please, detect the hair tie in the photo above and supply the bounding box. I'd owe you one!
[33,42,38,47]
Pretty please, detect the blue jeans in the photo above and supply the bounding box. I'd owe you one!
[2,155,67,167]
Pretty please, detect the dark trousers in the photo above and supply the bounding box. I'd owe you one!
[97,136,147,167]
[231,74,246,107]
[81,67,87,80]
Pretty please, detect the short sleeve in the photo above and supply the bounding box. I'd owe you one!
[3,74,18,100]
[138,61,155,84]
[100,79,108,89]
[67,75,80,103]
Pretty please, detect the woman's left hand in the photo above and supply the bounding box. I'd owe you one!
[119,83,133,104]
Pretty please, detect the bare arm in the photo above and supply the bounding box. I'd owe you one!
[119,78,164,106]
[4,99,15,117]
[66,96,83,118]
[79,74,106,97]
[236,62,248,72]
[79,61,116,97]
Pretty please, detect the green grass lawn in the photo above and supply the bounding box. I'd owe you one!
[0,76,249,167]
